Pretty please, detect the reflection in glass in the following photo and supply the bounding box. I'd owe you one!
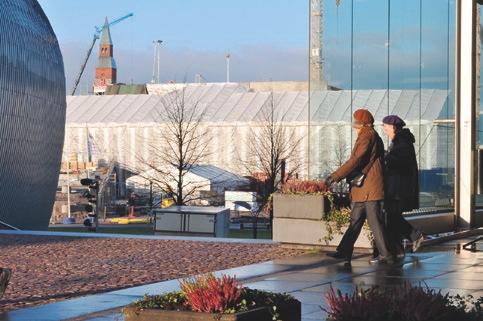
[308,0,455,213]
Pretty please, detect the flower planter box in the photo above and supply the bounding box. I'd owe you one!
[124,300,301,321]
[123,307,270,321]
[272,194,371,249]
[273,194,330,220]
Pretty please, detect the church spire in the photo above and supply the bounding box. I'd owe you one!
[93,17,117,95]
[99,17,113,46]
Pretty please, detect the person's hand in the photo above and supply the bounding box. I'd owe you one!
[324,176,334,187]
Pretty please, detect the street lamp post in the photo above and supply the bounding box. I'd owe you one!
[151,40,163,83]
[67,162,71,219]
[225,53,231,83]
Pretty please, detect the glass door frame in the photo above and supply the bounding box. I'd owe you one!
[455,0,480,228]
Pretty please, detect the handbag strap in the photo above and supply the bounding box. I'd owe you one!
[361,138,382,175]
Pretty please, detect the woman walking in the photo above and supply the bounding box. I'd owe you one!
[325,109,391,265]
[382,115,424,256]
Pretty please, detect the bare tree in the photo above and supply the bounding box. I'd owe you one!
[329,124,351,198]
[134,87,211,206]
[240,92,304,237]
[332,124,350,170]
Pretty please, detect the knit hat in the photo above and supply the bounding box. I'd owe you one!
[383,115,406,128]
[353,109,374,126]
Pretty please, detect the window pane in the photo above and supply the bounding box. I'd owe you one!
[309,0,352,179]
[418,0,454,210]
[308,0,456,213]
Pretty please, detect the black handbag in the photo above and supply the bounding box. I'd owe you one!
[346,155,378,188]
[348,172,366,187]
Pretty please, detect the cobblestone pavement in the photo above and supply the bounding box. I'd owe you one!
[0,234,304,312]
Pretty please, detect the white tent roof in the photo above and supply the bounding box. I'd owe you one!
[126,165,250,193]
[66,83,449,124]
[188,164,250,185]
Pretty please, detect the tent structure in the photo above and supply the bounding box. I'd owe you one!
[126,164,250,204]
[65,83,451,180]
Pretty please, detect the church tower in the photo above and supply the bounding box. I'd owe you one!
[93,18,117,94]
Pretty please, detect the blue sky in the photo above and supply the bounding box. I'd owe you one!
[38,0,455,93]
[37,0,309,92]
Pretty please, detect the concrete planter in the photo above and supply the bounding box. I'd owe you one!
[273,194,330,220]
[272,194,372,249]
[124,301,301,321]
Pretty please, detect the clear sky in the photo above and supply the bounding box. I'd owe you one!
[37,0,309,92]
[38,0,454,93]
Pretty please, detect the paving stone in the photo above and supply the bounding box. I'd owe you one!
[301,304,323,316]
[291,291,326,305]
[423,279,483,291]
[244,280,323,293]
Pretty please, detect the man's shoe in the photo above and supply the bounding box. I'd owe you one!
[412,234,424,253]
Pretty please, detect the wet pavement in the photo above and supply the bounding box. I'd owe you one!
[1,238,482,321]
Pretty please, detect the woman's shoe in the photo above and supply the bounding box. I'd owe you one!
[369,256,394,264]
[326,251,346,259]
[326,251,351,265]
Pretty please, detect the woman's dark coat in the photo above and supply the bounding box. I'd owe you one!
[384,128,419,211]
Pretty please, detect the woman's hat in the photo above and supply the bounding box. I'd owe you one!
[353,109,374,126]
[383,115,406,127]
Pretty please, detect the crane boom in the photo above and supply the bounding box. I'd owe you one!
[94,13,134,35]
[71,36,97,96]
[71,13,134,96]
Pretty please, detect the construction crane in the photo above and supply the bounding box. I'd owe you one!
[71,13,134,96]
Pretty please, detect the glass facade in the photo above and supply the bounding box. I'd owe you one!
[309,0,455,213]
[478,4,483,206]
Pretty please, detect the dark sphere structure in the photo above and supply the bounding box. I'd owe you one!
[0,0,66,229]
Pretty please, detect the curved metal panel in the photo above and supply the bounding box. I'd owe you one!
[0,0,66,229]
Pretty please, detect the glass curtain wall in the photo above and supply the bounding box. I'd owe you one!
[309,0,455,213]
[477,3,483,208]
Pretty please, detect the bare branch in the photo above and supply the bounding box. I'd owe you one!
[127,87,211,206]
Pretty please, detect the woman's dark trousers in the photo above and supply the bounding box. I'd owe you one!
[336,201,390,259]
